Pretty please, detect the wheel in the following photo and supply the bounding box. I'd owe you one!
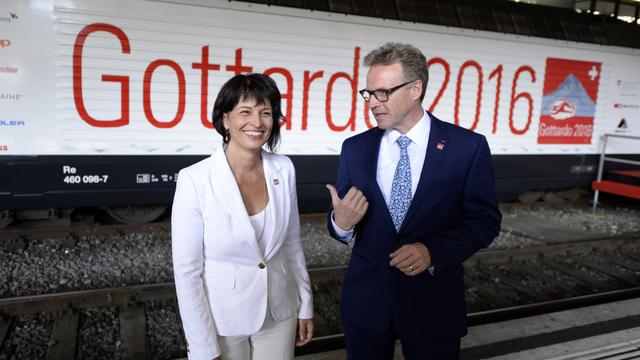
[105,205,167,224]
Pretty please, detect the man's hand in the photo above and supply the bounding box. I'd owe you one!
[389,243,431,276]
[296,318,314,346]
[326,185,368,230]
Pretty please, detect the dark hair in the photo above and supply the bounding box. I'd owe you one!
[212,73,283,152]
[363,42,429,101]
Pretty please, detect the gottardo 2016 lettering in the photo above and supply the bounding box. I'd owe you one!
[72,23,366,131]
[73,23,539,136]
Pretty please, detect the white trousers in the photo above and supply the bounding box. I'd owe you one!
[217,317,297,360]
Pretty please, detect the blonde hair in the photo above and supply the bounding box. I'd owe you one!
[363,42,429,100]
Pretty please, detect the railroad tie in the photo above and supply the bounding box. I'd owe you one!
[0,317,10,349]
[602,255,640,274]
[480,267,550,302]
[46,311,79,360]
[544,259,610,290]
[464,277,512,308]
[119,304,151,360]
[570,257,638,287]
[513,264,571,295]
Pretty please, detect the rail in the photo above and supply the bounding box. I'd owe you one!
[592,133,640,211]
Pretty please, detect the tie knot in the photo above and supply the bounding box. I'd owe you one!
[397,135,411,150]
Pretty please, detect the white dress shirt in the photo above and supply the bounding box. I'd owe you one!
[332,111,431,238]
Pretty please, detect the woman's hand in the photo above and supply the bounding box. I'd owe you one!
[295,318,314,346]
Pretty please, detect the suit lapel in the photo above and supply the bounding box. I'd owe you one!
[210,148,264,260]
[399,114,448,233]
[262,152,286,260]
[365,128,396,231]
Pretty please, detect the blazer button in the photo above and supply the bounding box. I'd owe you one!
[258,262,266,269]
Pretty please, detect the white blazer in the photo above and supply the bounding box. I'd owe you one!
[171,148,314,360]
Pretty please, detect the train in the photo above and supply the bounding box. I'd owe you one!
[1,0,639,225]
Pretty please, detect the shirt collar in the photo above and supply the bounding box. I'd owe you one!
[385,111,431,148]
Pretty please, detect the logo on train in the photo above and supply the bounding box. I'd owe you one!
[0,39,11,48]
[0,66,18,74]
[0,120,25,126]
[614,103,639,109]
[537,58,601,144]
[0,12,18,22]
[617,118,628,129]
[0,93,22,101]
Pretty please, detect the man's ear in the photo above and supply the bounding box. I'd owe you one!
[412,80,423,102]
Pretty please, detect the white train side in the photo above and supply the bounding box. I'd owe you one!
[1,0,639,223]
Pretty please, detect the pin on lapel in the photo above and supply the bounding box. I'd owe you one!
[436,140,446,151]
[273,178,279,185]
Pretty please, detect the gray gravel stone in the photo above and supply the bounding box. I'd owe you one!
[0,313,54,360]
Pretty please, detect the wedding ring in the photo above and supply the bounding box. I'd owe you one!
[409,265,414,271]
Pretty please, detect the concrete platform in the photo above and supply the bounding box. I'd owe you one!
[296,298,640,360]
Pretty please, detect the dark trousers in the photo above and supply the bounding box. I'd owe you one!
[343,319,461,360]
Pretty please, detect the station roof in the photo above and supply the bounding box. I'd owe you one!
[234,0,640,49]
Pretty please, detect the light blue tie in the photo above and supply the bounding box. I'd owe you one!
[389,135,412,232]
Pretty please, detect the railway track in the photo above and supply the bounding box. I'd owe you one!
[1,236,639,359]
[0,222,171,246]
[0,214,330,244]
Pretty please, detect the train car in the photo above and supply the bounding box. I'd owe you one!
[1,0,639,224]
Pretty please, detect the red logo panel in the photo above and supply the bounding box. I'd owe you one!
[537,58,601,144]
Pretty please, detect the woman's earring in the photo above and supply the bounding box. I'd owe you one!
[224,128,230,143]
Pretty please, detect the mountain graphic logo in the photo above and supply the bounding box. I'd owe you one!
[618,118,628,129]
[541,74,595,119]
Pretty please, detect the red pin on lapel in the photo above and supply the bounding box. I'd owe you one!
[273,179,279,185]
[436,140,446,150]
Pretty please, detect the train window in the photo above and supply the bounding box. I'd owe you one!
[303,0,330,11]
[560,20,579,41]
[436,0,459,27]
[396,0,419,22]
[511,13,531,36]
[372,0,398,19]
[575,21,595,43]
[415,0,441,25]
[476,7,499,32]
[350,0,375,17]
[528,15,550,38]
[494,9,515,34]
[328,0,351,14]
[456,3,478,29]
[544,17,565,40]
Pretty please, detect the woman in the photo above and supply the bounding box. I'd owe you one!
[172,73,314,360]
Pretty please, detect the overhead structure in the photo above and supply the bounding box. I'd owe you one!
[234,0,640,48]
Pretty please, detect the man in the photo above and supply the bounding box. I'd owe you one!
[326,42,501,359]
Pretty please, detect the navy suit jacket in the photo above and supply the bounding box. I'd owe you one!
[328,112,501,341]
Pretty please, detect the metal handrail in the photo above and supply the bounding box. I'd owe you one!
[592,133,640,211]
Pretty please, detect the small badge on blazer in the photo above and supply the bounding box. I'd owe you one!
[273,178,279,185]
[436,140,446,150]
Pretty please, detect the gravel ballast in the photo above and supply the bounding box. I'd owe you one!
[0,203,638,359]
